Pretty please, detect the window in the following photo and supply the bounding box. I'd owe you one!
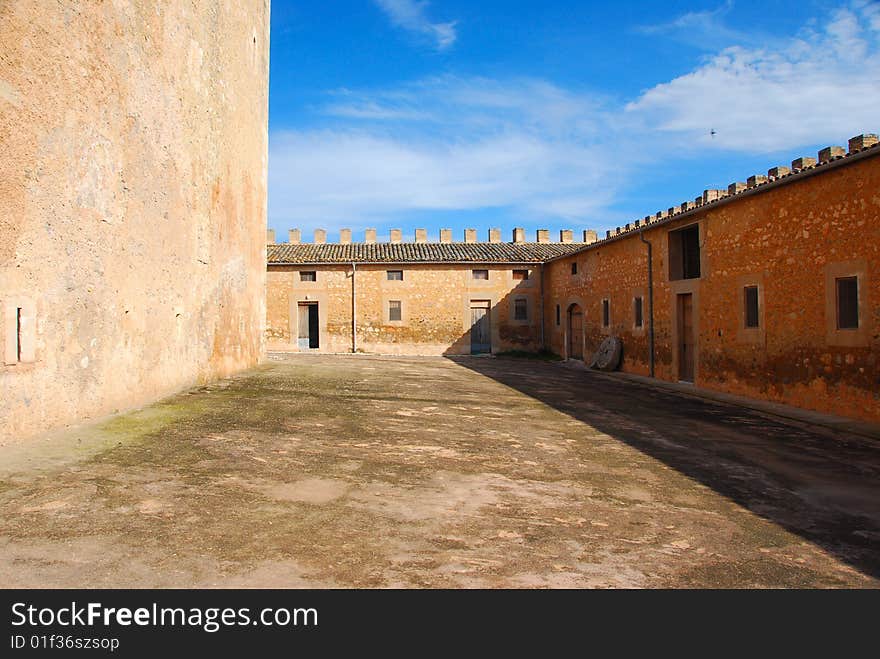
[387,270,403,281]
[15,307,22,362]
[514,298,528,321]
[633,296,643,328]
[389,300,402,322]
[300,271,316,282]
[744,286,759,328]
[668,224,701,280]
[4,300,34,365]
[512,269,529,281]
[836,277,858,329]
[602,299,610,327]
[472,269,489,280]
[571,262,578,275]
[556,304,561,326]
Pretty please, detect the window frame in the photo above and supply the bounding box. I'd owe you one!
[472,269,489,281]
[824,262,868,348]
[668,223,701,281]
[386,270,404,281]
[299,270,317,282]
[835,276,859,330]
[633,296,643,329]
[512,269,529,281]
[388,299,402,322]
[571,262,578,276]
[601,298,610,328]
[513,297,528,322]
[743,285,760,329]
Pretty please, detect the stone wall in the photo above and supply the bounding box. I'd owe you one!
[0,1,270,441]
[267,264,543,355]
[544,144,880,422]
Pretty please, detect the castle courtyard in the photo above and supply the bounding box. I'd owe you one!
[0,354,878,588]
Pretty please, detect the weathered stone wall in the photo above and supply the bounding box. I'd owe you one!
[544,148,880,422]
[267,264,543,355]
[0,1,270,441]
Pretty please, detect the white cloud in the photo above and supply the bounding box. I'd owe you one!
[634,1,756,50]
[627,4,880,151]
[270,4,880,231]
[373,0,457,50]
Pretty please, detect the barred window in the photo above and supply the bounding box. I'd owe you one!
[389,300,402,322]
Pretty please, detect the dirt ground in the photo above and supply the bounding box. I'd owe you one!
[1,354,878,588]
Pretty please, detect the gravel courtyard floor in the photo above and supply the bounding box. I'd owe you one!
[1,353,878,588]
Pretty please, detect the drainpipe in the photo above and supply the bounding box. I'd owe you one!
[638,229,655,378]
[539,263,545,351]
[351,262,357,353]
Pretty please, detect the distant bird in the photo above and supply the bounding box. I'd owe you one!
[710,128,717,138]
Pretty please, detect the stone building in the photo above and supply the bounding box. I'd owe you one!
[266,134,880,423]
[1,1,271,442]
[266,229,584,355]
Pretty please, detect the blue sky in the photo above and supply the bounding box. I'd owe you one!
[268,0,880,242]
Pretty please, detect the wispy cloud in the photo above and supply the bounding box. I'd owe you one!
[270,4,880,232]
[270,77,625,228]
[626,3,880,151]
[373,0,457,50]
[634,1,756,50]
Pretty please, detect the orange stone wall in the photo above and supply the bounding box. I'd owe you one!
[544,152,880,423]
[267,263,543,355]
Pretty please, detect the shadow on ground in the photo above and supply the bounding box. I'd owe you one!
[452,355,880,580]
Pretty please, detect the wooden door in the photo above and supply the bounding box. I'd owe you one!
[298,302,319,350]
[470,301,491,354]
[568,305,583,360]
[677,293,694,382]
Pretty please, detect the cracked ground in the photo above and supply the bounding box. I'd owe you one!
[1,353,878,588]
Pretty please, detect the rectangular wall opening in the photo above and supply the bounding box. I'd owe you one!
[836,276,859,329]
[389,300,402,321]
[744,286,759,328]
[16,307,22,362]
[298,302,319,349]
[669,224,701,280]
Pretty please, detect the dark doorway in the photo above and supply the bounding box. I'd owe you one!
[470,301,491,354]
[568,303,583,360]
[677,293,694,382]
[298,302,319,350]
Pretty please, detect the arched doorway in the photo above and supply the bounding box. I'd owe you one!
[567,303,583,360]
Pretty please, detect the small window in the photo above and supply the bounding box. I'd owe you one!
[836,277,858,329]
[602,299,610,327]
[668,224,701,280]
[634,296,643,328]
[389,300,402,322]
[744,286,759,328]
[300,271,316,282]
[556,304,561,326]
[4,301,34,366]
[387,270,403,281]
[15,307,23,362]
[514,298,528,321]
[472,269,489,280]
[571,262,578,275]
[512,269,529,281]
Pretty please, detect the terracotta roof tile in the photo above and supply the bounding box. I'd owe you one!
[267,242,583,264]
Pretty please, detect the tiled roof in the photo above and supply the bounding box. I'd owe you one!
[267,242,584,264]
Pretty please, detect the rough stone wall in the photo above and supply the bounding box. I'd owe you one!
[544,152,880,422]
[267,264,543,355]
[0,1,270,442]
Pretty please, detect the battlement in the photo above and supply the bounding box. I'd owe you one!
[268,227,597,245]
[579,132,879,253]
